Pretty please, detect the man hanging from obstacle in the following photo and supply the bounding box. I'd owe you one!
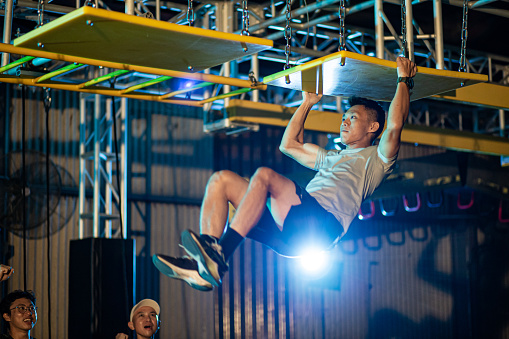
[153,57,417,291]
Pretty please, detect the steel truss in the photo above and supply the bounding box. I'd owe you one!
[78,87,128,239]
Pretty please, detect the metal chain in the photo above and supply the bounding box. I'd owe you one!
[401,0,407,57]
[36,0,45,28]
[44,88,52,113]
[284,0,292,71]
[241,0,250,36]
[459,0,469,72]
[338,0,346,51]
[187,0,194,27]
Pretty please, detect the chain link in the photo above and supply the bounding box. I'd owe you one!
[459,0,469,72]
[284,0,292,72]
[241,0,250,36]
[44,88,52,113]
[401,0,407,57]
[187,0,194,27]
[338,0,346,51]
[36,0,45,28]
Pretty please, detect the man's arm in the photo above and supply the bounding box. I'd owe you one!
[378,57,417,159]
[279,92,322,169]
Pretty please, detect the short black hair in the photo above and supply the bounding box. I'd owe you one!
[347,96,386,142]
[0,290,36,317]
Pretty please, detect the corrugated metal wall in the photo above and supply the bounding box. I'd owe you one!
[1,84,215,338]
[215,126,506,339]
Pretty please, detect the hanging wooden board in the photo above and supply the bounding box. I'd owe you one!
[13,6,273,72]
[263,51,488,101]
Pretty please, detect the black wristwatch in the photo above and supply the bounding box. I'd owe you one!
[397,76,414,90]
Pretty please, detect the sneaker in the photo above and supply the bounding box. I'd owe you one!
[181,230,228,287]
[152,254,213,292]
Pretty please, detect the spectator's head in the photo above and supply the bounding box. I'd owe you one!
[0,290,37,335]
[128,299,160,339]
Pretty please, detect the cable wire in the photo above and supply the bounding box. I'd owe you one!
[44,88,52,339]
[110,79,131,324]
[21,85,27,292]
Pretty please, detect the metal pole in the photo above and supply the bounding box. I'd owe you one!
[469,0,498,9]
[405,0,414,61]
[217,1,233,106]
[156,0,161,20]
[125,0,134,15]
[500,109,505,137]
[105,97,113,238]
[93,94,101,237]
[224,62,231,107]
[252,54,259,102]
[1,0,14,67]
[121,97,128,238]
[247,0,341,33]
[433,0,444,69]
[375,0,384,59]
[79,94,86,239]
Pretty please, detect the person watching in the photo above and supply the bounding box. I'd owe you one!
[0,290,37,339]
[115,299,160,339]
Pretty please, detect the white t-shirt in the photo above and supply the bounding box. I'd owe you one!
[306,145,397,235]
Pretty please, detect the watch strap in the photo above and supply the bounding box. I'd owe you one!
[397,76,414,90]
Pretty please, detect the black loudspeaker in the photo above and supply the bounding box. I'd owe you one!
[68,238,135,339]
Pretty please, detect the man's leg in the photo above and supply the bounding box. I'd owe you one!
[154,170,249,290]
[199,170,249,238]
[230,167,301,236]
[182,167,300,285]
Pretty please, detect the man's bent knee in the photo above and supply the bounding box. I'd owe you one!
[251,167,277,184]
[209,170,238,187]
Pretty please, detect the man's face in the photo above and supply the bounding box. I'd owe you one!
[340,105,378,147]
[128,306,159,338]
[2,297,37,333]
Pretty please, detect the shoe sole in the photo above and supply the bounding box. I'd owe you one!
[152,254,213,292]
[181,230,221,286]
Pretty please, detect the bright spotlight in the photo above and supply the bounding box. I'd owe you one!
[184,81,194,88]
[298,248,330,275]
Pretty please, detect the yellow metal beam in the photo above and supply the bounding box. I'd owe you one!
[0,75,204,106]
[121,76,172,94]
[226,99,343,132]
[79,69,131,88]
[433,82,509,110]
[0,56,35,73]
[401,125,509,157]
[161,81,213,99]
[36,63,84,83]
[200,87,253,104]
[226,99,509,156]
[0,43,267,90]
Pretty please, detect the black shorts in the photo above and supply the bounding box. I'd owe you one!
[246,181,344,257]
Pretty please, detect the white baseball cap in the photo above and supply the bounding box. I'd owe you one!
[129,299,160,322]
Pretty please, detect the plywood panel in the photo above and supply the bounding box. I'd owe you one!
[14,7,273,72]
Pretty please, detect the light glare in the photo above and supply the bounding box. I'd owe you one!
[298,248,328,274]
